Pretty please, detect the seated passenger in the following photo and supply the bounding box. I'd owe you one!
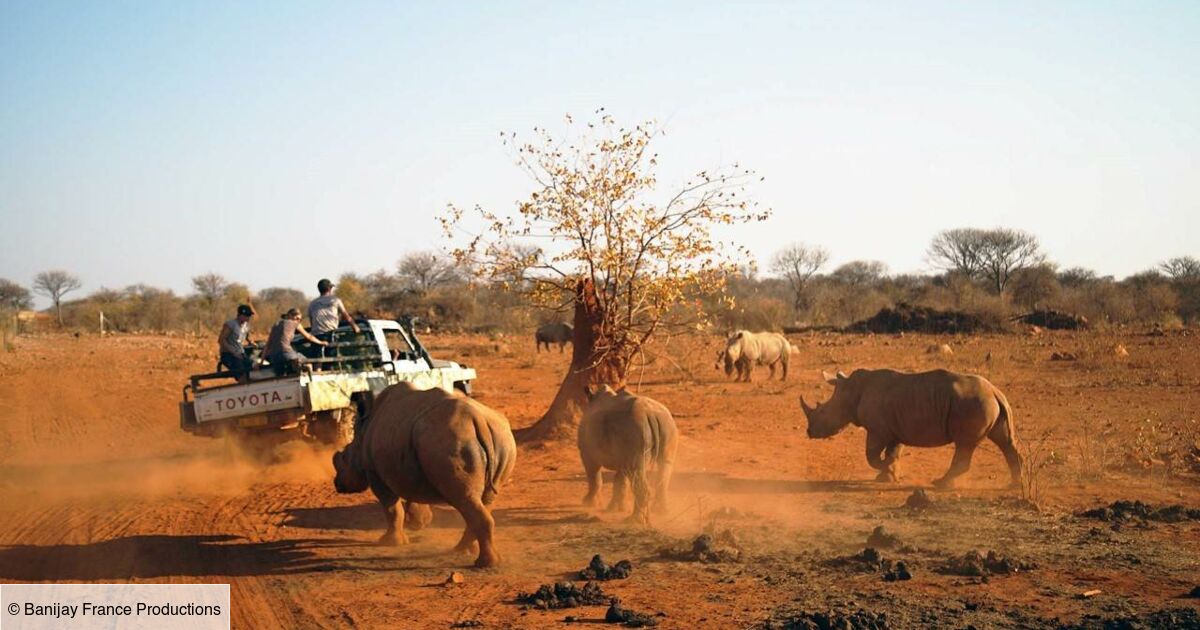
[262,308,327,375]
[218,304,256,380]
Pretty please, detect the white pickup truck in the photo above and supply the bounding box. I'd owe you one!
[180,318,475,444]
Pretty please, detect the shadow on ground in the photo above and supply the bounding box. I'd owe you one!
[0,535,386,580]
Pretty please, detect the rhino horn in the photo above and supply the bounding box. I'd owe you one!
[799,395,816,417]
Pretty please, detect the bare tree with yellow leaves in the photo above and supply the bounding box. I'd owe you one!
[444,111,768,439]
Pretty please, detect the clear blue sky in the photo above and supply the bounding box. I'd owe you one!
[2,1,1197,306]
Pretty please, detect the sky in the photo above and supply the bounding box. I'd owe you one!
[2,1,1197,307]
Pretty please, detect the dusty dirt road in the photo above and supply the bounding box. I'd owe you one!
[0,330,1197,628]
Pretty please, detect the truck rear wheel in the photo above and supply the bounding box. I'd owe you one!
[309,408,356,447]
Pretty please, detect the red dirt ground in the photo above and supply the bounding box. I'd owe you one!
[0,329,1197,628]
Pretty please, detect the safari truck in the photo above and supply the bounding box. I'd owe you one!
[179,318,475,445]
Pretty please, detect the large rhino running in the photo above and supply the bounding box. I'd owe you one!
[578,385,678,525]
[333,382,517,567]
[717,330,795,381]
[800,369,1022,489]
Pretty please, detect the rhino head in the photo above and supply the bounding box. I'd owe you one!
[332,444,369,493]
[800,370,856,439]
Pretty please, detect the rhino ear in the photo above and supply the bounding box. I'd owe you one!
[822,370,838,385]
[836,370,848,380]
[584,384,599,400]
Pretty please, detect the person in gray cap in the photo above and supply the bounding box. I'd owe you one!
[218,304,256,380]
[307,278,360,338]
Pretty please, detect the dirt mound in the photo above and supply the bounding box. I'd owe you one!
[1015,310,1089,330]
[1057,607,1200,630]
[1079,500,1200,523]
[765,609,892,630]
[604,599,660,627]
[659,531,741,563]
[579,555,633,580]
[846,303,1002,334]
[939,550,1033,577]
[825,547,892,572]
[866,526,902,549]
[904,489,934,510]
[516,581,610,610]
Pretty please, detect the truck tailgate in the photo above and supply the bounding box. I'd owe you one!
[194,379,304,422]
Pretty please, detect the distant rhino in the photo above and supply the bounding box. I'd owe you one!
[535,322,573,353]
[716,330,794,381]
[579,385,678,525]
[801,369,1022,489]
[332,382,517,567]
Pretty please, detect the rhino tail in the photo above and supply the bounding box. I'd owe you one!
[471,415,500,503]
[994,389,1018,445]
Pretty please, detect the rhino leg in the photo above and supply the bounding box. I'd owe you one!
[581,457,602,507]
[780,357,789,381]
[933,443,978,489]
[865,433,897,482]
[465,500,499,568]
[877,443,903,482]
[369,474,408,545]
[651,460,673,513]
[768,363,776,380]
[625,467,651,526]
[606,471,628,512]
[987,415,1024,488]
[404,500,433,531]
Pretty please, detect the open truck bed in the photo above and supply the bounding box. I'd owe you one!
[180,318,475,443]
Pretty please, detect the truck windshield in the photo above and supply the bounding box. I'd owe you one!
[382,329,415,359]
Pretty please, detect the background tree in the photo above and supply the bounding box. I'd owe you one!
[831,260,888,287]
[927,228,986,279]
[33,270,82,326]
[1159,256,1200,282]
[977,228,1045,295]
[191,272,229,325]
[1057,266,1099,288]
[770,243,829,312]
[927,227,1044,295]
[397,251,461,293]
[445,113,767,439]
[1009,263,1060,311]
[0,279,33,311]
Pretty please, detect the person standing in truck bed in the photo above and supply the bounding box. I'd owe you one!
[307,278,360,339]
[262,308,327,375]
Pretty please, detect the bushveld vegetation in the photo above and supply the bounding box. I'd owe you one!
[3,253,1197,337]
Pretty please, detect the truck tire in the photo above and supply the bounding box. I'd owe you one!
[310,408,355,447]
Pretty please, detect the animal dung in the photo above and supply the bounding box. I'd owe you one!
[579,554,633,580]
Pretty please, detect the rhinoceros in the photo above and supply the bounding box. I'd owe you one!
[536,322,573,353]
[716,330,794,381]
[333,382,517,567]
[800,369,1022,489]
[579,385,678,525]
